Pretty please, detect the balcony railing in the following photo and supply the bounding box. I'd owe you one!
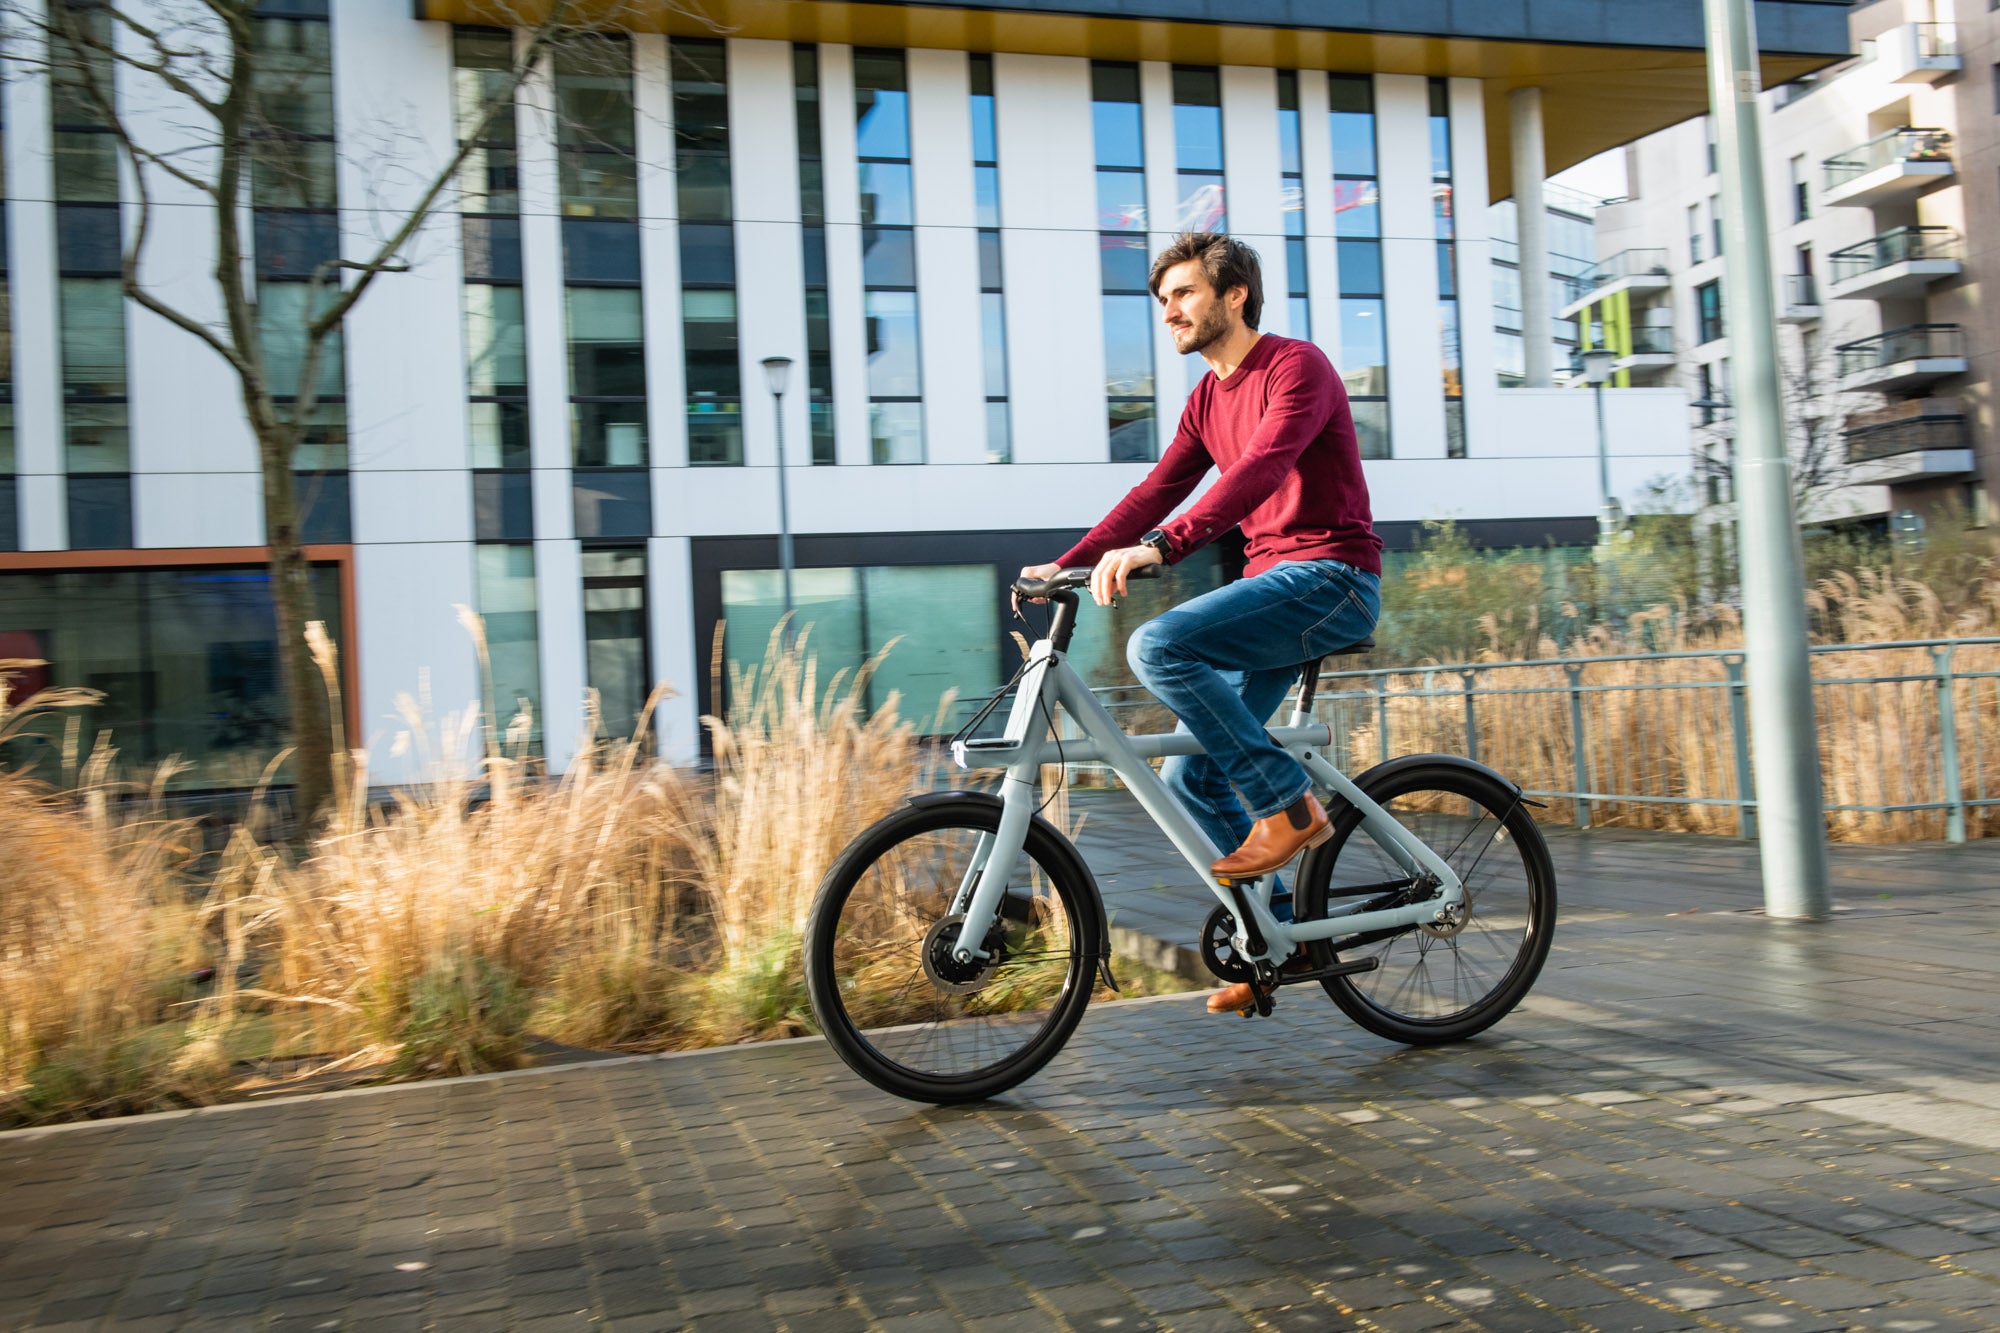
[1835,324,1965,377]
[1823,127,1953,191]
[1916,22,1958,58]
[1625,326,1674,356]
[1783,273,1818,307]
[1845,411,1969,464]
[1576,248,1671,292]
[1828,226,1961,283]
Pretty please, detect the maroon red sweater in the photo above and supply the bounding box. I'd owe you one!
[1057,334,1382,577]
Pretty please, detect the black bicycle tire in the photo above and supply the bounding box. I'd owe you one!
[1295,760,1557,1045]
[804,797,1104,1104]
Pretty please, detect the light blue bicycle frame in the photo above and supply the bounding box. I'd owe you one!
[942,635,1468,970]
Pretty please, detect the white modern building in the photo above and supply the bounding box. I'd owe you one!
[1576,0,1994,531]
[0,0,1847,786]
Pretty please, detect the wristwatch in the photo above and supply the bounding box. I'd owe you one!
[1139,529,1174,561]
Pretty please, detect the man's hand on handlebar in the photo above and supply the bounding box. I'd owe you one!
[1013,562,1065,612]
[1087,545,1163,607]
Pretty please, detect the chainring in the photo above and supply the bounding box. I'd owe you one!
[1200,905,1256,983]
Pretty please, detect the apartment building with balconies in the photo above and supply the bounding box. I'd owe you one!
[1580,0,1991,531]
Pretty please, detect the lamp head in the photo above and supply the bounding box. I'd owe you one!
[1580,348,1618,385]
[761,355,794,397]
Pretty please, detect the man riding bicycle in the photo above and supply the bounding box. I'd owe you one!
[1019,232,1383,1016]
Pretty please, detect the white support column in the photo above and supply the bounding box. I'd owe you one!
[1140,62,1187,426]
[534,535,588,772]
[5,21,64,550]
[727,38,806,479]
[516,35,574,545]
[1375,74,1446,460]
[1221,65,1286,335]
[636,34,688,478]
[908,48,984,468]
[1296,68,1342,362]
[819,45,872,467]
[1510,86,1554,388]
[1450,78,1500,456]
[646,534,701,764]
[994,54,1102,466]
[121,0,261,548]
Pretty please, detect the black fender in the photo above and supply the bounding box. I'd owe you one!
[906,791,1113,969]
[1344,752,1523,804]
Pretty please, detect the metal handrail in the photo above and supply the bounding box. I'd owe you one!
[1823,127,1953,190]
[1836,323,1965,376]
[1578,247,1671,290]
[1829,226,1960,283]
[1783,273,1818,307]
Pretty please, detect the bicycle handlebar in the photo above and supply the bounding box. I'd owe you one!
[1012,564,1162,602]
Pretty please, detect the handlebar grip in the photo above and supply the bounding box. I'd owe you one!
[1011,563,1162,600]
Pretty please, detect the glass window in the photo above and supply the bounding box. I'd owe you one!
[474,544,542,752]
[1103,294,1155,400]
[565,287,644,399]
[465,285,526,397]
[678,222,736,285]
[684,288,741,466]
[1108,400,1154,464]
[1339,298,1388,397]
[1328,75,1376,174]
[870,401,924,465]
[984,401,1011,466]
[1176,173,1225,232]
[63,403,129,471]
[722,566,865,708]
[1096,170,1148,232]
[582,548,649,743]
[865,290,922,398]
[978,230,1003,289]
[470,401,530,471]
[1100,234,1150,292]
[981,293,1008,399]
[1173,103,1223,172]
[974,165,1000,228]
[52,132,118,203]
[1334,179,1379,238]
[256,282,343,402]
[858,162,913,225]
[862,227,915,288]
[1350,398,1389,461]
[256,211,339,279]
[59,279,125,397]
[1092,101,1144,169]
[1337,239,1382,296]
[853,53,910,158]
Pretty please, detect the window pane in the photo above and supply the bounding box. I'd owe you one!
[1092,101,1144,169]
[854,59,910,158]
[1108,400,1155,463]
[862,226,915,288]
[859,162,913,225]
[1350,397,1390,460]
[469,401,530,470]
[461,217,522,281]
[250,138,338,210]
[64,402,129,471]
[985,400,1011,464]
[1176,173,1225,231]
[869,400,924,465]
[1097,170,1147,232]
[1173,103,1222,172]
[465,285,527,396]
[978,229,1003,290]
[1286,237,1309,297]
[566,287,645,399]
[1331,111,1376,177]
[1091,62,1141,105]
[865,291,922,399]
[1100,233,1150,292]
[564,218,643,283]
[684,289,741,465]
[860,564,999,729]
[722,567,863,708]
[678,221,736,285]
[1437,241,1456,298]
[1289,295,1310,340]
[981,292,1008,398]
[572,467,649,538]
[672,40,730,155]
[291,403,348,471]
[804,224,828,287]
[1334,180,1379,237]
[1282,179,1305,237]
[1434,180,1454,240]
[457,145,518,214]
[677,151,732,222]
[974,164,1000,228]
[572,400,648,468]
[474,544,542,752]
[257,283,345,401]
[1439,299,1461,388]
[53,132,119,203]
[1102,294,1154,399]
[1339,298,1387,397]
[66,475,131,549]
[559,147,637,218]
[555,44,637,150]
[970,94,996,163]
[1337,239,1382,297]
[584,578,648,743]
[60,279,125,395]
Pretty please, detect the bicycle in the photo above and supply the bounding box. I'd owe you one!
[803,566,1558,1104]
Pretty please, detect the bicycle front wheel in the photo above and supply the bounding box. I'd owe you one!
[804,797,1103,1104]
[1296,760,1556,1045]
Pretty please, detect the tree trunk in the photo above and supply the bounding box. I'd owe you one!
[257,427,336,830]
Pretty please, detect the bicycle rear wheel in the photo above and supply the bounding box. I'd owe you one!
[804,797,1103,1104]
[1296,760,1556,1045]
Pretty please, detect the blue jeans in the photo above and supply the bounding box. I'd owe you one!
[1127,559,1381,896]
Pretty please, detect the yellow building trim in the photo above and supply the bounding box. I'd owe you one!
[420,0,1834,201]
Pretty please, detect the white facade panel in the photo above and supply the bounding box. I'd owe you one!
[994,54,1104,466]
[1448,77,1500,458]
[726,39,806,474]
[515,41,575,541]
[818,46,873,468]
[352,541,481,785]
[1375,74,1446,462]
[647,535,701,763]
[334,6,471,546]
[141,472,265,550]
[6,42,64,551]
[1221,65,1287,337]
[1295,68,1343,364]
[534,537,588,772]
[908,48,985,468]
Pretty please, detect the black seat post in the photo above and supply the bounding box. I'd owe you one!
[1294,659,1323,716]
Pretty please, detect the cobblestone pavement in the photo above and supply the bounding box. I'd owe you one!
[6,801,2000,1333]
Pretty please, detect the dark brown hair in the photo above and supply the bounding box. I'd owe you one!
[1147,232,1264,329]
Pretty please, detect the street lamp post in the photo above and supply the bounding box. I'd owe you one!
[1580,348,1621,546]
[761,356,795,622]
[1703,0,1832,918]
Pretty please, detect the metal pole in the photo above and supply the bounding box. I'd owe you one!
[1593,381,1613,543]
[1703,0,1831,918]
[773,387,794,620]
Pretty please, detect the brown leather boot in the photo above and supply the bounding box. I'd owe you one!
[1212,793,1331,880]
[1206,982,1261,1016]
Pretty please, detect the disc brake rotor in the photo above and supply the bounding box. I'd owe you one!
[921,913,1005,995]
